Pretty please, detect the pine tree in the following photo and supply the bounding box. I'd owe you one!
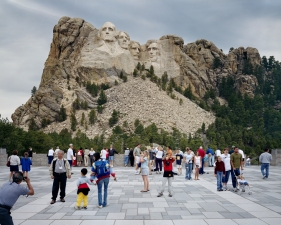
[109,110,119,127]
[70,113,77,131]
[31,86,37,96]
[80,112,85,126]
[229,47,234,53]
[133,69,138,77]
[97,90,107,105]
[29,118,38,131]
[213,57,222,69]
[136,62,141,70]
[89,109,97,124]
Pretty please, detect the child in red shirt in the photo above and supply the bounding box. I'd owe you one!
[157,151,175,197]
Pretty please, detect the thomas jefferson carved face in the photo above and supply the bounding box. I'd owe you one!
[100,22,116,42]
[130,41,141,60]
[148,42,159,62]
[117,31,130,49]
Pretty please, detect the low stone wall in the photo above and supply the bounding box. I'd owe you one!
[271,149,281,166]
[0,154,128,167]
[0,154,8,166]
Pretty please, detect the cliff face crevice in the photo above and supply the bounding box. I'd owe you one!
[12,17,262,135]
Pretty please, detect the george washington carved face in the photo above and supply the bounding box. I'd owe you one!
[100,22,116,42]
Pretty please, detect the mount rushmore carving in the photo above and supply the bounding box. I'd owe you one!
[12,16,262,133]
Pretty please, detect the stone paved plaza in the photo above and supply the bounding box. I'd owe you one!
[0,165,280,225]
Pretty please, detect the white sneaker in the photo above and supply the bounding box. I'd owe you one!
[74,206,81,210]
[135,171,139,175]
[98,205,103,209]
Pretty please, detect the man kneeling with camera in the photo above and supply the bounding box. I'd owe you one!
[0,171,34,225]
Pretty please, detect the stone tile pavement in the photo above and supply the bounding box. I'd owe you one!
[0,165,280,224]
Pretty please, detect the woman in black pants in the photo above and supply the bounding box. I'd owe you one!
[129,148,134,167]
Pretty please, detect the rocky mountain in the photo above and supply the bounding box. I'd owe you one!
[12,16,262,137]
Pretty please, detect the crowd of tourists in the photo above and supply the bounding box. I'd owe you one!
[1,144,273,224]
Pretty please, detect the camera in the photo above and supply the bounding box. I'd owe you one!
[166,161,170,166]
[23,176,27,181]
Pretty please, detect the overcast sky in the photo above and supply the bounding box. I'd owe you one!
[1,0,281,121]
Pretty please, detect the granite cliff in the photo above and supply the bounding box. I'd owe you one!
[12,17,262,137]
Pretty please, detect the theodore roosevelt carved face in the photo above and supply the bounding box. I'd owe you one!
[129,41,141,60]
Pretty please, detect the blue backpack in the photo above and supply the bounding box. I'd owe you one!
[95,160,109,178]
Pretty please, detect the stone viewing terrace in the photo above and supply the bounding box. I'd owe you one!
[0,165,280,225]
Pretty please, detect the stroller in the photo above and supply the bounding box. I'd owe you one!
[235,173,252,195]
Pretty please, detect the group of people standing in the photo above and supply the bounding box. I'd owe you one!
[47,146,96,167]
[131,144,273,196]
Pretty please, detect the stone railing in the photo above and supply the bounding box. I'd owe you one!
[0,154,8,166]
[0,153,128,167]
[271,149,281,166]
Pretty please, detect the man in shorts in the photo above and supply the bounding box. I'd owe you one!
[67,144,74,174]
[230,147,243,191]
[133,144,141,174]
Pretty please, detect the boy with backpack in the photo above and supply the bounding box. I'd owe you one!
[91,153,110,208]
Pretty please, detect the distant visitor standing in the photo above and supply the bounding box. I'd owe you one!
[67,144,74,173]
[124,148,130,167]
[206,146,214,167]
[197,146,205,174]
[133,144,141,174]
[259,148,272,179]
[89,148,95,166]
[28,147,33,161]
[129,148,134,167]
[21,152,32,177]
[84,147,90,167]
[109,145,119,166]
[47,147,54,166]
[49,150,71,204]
[9,150,20,181]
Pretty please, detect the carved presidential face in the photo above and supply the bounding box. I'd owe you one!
[148,42,159,62]
[130,42,140,60]
[118,32,130,49]
[100,22,116,42]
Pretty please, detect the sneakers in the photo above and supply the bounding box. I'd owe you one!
[74,206,81,210]
[83,206,87,210]
[135,171,139,175]
[157,192,163,197]
[98,205,103,209]
[168,193,173,197]
[263,175,266,179]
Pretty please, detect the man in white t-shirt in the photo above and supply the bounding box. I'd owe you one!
[67,144,74,174]
[238,149,245,168]
[100,148,107,160]
[48,148,55,165]
[215,149,221,160]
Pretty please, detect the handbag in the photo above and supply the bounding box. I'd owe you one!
[6,157,11,167]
